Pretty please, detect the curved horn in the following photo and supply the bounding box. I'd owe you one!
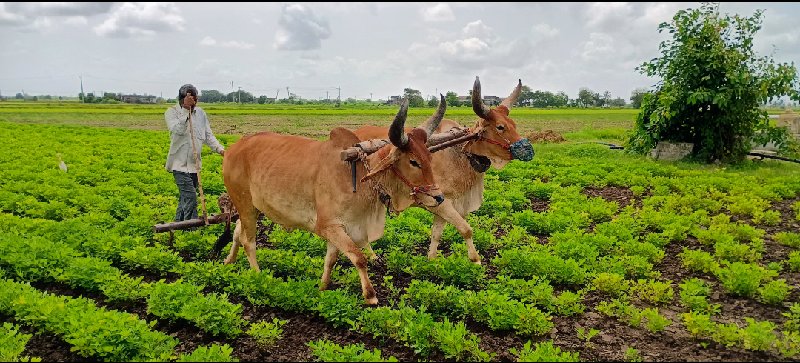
[419,93,446,136]
[472,76,491,119]
[389,98,409,148]
[500,79,522,109]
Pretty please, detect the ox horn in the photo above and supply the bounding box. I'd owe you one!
[500,79,522,109]
[419,93,446,137]
[389,98,410,148]
[472,76,491,119]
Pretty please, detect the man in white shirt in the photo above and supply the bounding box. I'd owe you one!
[165,84,225,222]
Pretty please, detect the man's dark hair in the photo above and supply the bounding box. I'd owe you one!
[178,84,199,103]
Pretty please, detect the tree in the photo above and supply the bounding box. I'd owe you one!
[608,97,626,107]
[517,85,534,107]
[629,88,648,109]
[553,91,569,107]
[627,2,800,162]
[427,95,439,107]
[445,91,461,107]
[200,89,226,103]
[403,88,425,107]
[577,88,596,108]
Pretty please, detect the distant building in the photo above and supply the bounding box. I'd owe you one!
[385,95,403,105]
[483,96,501,106]
[121,94,157,104]
[458,94,501,106]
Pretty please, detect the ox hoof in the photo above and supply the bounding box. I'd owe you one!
[471,258,482,265]
[368,254,383,265]
[365,297,379,305]
[427,251,438,260]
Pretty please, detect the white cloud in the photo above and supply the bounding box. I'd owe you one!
[580,32,615,60]
[462,20,495,43]
[532,23,559,39]
[0,2,113,30]
[422,3,455,22]
[4,2,113,17]
[583,2,633,31]
[199,36,255,50]
[94,3,185,38]
[273,3,331,51]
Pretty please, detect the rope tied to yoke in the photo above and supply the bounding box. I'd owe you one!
[356,142,396,216]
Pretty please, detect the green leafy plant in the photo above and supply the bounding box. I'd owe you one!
[0,322,40,362]
[307,339,397,362]
[758,279,792,305]
[576,327,600,347]
[679,278,720,314]
[176,343,238,362]
[247,318,288,348]
[624,347,643,362]
[509,340,579,362]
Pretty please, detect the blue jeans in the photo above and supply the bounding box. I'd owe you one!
[172,170,199,221]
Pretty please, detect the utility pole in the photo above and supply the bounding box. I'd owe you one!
[336,86,341,105]
[286,87,290,101]
[326,90,329,102]
[275,89,280,103]
[370,93,372,101]
[238,86,242,104]
[79,75,84,103]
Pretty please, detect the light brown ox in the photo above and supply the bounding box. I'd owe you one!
[221,97,447,304]
[353,77,534,264]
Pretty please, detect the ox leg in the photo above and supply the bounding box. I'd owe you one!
[318,225,377,305]
[428,214,445,260]
[429,203,480,265]
[224,221,241,264]
[364,245,380,263]
[320,244,338,291]
[225,209,261,271]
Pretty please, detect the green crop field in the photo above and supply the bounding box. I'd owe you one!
[0,102,799,362]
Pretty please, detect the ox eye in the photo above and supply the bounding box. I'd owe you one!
[409,160,421,168]
[497,125,505,131]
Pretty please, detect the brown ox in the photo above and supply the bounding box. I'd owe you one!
[221,97,446,304]
[353,77,533,264]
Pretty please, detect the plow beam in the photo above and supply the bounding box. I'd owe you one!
[153,213,234,233]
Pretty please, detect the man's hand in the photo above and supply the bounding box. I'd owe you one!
[182,95,196,110]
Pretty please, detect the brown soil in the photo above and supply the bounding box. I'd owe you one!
[7,189,799,362]
[527,130,566,143]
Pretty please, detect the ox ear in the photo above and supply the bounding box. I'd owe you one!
[329,127,361,149]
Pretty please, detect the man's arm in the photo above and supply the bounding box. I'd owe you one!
[203,114,225,154]
[165,106,190,135]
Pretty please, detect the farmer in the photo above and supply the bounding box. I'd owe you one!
[164,84,225,222]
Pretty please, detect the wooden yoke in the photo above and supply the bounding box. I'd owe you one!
[340,126,473,162]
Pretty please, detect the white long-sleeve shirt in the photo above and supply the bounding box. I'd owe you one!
[164,104,224,173]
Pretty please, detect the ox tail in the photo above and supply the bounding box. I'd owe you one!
[210,220,233,259]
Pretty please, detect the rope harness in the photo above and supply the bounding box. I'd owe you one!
[356,147,439,216]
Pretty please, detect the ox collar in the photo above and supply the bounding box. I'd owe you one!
[466,153,491,173]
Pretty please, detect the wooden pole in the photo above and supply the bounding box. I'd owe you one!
[187,108,209,225]
[154,213,235,233]
[339,127,473,162]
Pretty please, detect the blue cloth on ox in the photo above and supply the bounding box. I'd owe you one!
[510,138,535,161]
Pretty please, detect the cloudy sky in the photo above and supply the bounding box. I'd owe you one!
[1,2,798,102]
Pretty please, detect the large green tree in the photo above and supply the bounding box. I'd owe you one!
[627,2,800,162]
[403,88,425,107]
